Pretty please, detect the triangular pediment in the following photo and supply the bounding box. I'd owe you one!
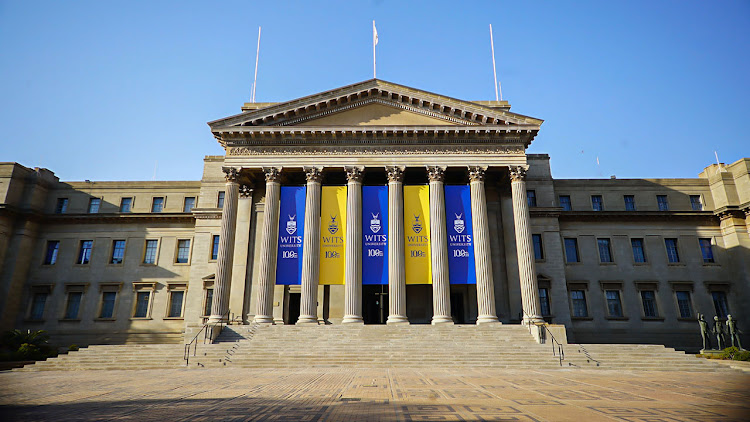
[294,101,458,126]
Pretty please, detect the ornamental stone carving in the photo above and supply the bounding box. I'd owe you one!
[427,166,446,182]
[304,167,323,183]
[345,166,364,183]
[468,166,487,183]
[262,167,281,182]
[239,185,253,198]
[222,167,240,182]
[386,166,405,183]
[228,145,525,156]
[509,166,528,182]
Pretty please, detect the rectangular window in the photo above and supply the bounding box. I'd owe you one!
[605,290,623,317]
[88,198,101,213]
[168,290,185,318]
[597,238,613,263]
[532,234,544,260]
[55,198,69,214]
[119,197,133,213]
[133,291,151,318]
[183,197,196,213]
[111,240,126,264]
[699,238,715,263]
[676,291,693,318]
[44,240,60,265]
[77,240,93,265]
[217,191,225,208]
[564,238,579,263]
[527,190,537,207]
[570,290,588,317]
[203,288,214,317]
[99,291,117,318]
[559,195,572,211]
[712,291,729,318]
[539,288,550,316]
[151,197,164,213]
[657,195,669,211]
[665,238,680,263]
[624,195,636,211]
[143,239,158,264]
[631,238,647,263]
[591,195,603,211]
[641,290,658,317]
[64,291,83,319]
[690,195,703,211]
[211,235,220,260]
[176,239,191,264]
[29,292,48,320]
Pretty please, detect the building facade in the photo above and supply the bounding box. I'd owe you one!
[1,79,748,350]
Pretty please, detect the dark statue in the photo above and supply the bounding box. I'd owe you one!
[726,315,743,350]
[712,316,726,350]
[698,313,711,350]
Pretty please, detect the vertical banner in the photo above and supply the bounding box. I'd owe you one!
[403,185,432,284]
[319,186,347,285]
[362,186,388,285]
[276,186,306,285]
[445,185,476,284]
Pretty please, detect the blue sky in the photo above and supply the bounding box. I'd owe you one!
[1,1,748,181]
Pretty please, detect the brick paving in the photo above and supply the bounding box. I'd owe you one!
[1,368,749,421]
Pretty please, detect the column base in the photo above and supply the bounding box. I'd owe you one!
[296,315,319,325]
[386,315,410,325]
[341,315,364,324]
[523,316,545,325]
[431,316,454,325]
[253,315,274,324]
[476,315,500,324]
[207,315,228,324]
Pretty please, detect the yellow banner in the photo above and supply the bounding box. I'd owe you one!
[319,186,347,285]
[403,185,432,284]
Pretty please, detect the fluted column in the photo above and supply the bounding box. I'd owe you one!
[297,167,323,324]
[510,166,543,324]
[209,167,240,324]
[254,167,281,324]
[386,166,409,324]
[428,166,453,324]
[469,166,499,324]
[342,167,364,324]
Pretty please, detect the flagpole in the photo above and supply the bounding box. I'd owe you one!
[489,24,499,102]
[251,26,261,103]
[373,21,377,79]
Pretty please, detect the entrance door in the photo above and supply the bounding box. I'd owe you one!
[363,285,388,324]
[287,293,300,325]
[451,293,465,324]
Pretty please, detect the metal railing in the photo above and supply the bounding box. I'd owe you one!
[577,344,601,366]
[521,309,566,366]
[184,308,230,366]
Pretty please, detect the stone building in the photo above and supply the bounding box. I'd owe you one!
[1,79,748,350]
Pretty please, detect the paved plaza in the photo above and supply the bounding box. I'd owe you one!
[1,368,749,421]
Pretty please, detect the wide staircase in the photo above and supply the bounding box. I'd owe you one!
[14,324,733,372]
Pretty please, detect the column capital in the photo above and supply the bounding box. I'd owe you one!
[239,185,253,198]
[508,166,528,182]
[468,166,487,182]
[222,167,241,183]
[304,166,323,183]
[345,166,364,183]
[262,167,281,182]
[386,166,405,183]
[426,166,446,182]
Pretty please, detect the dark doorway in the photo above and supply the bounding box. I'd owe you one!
[287,292,300,325]
[451,292,466,324]
[363,285,388,324]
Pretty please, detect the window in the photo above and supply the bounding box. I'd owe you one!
[88,198,101,213]
[211,235,220,260]
[690,195,703,211]
[564,238,579,263]
[143,239,158,264]
[624,195,636,211]
[631,238,646,263]
[699,238,714,263]
[570,290,588,317]
[63,291,83,319]
[527,190,537,207]
[532,234,544,260]
[203,288,214,317]
[559,195,572,211]
[176,239,191,264]
[168,290,185,318]
[119,197,133,213]
[29,292,48,320]
[217,191,225,208]
[640,290,658,317]
[110,240,126,264]
[99,291,117,319]
[676,291,693,318]
[591,195,603,211]
[657,195,669,211]
[55,198,69,214]
[183,197,196,213]
[151,197,164,213]
[712,291,729,318]
[605,290,623,317]
[77,240,93,265]
[665,238,680,263]
[133,291,151,318]
[43,240,59,265]
[539,288,550,316]
[597,238,613,263]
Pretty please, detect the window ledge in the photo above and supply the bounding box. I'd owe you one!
[94,318,116,322]
[58,318,81,322]
[677,317,697,322]
[667,263,685,267]
[163,317,184,320]
[599,262,616,266]
[702,263,720,267]
[641,317,665,321]
[24,319,45,323]
[565,262,583,265]
[73,264,91,267]
[129,317,152,321]
[174,262,191,266]
[605,316,629,321]
[571,316,593,321]
[633,262,650,266]
[107,263,124,267]
[140,263,157,267]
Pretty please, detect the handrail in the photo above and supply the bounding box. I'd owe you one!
[184,308,230,366]
[577,344,601,366]
[520,308,565,366]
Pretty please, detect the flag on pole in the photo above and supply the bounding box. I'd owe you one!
[373,21,378,78]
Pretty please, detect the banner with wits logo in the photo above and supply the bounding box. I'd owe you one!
[362,186,388,285]
[445,185,476,284]
[403,185,432,285]
[319,186,346,285]
[276,186,306,285]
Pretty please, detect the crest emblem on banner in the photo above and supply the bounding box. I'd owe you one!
[370,213,381,233]
[412,213,423,234]
[286,215,297,235]
[454,213,465,234]
[328,215,339,234]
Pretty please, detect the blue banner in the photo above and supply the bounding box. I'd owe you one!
[445,185,476,284]
[276,186,306,285]
[362,186,388,285]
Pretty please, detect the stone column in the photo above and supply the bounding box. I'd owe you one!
[469,166,499,324]
[509,166,543,324]
[428,166,453,324]
[209,167,240,324]
[253,167,281,324]
[343,166,364,324]
[297,167,323,324]
[386,166,409,324]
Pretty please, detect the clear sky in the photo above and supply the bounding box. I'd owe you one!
[1,1,748,181]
